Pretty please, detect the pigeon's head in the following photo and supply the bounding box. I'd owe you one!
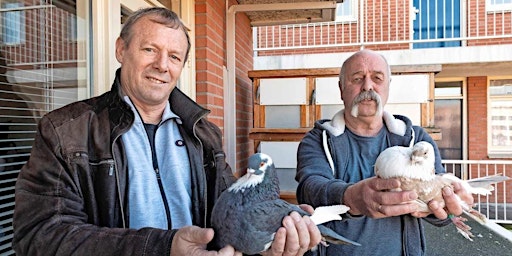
[411,141,435,165]
[229,153,275,192]
[247,153,273,175]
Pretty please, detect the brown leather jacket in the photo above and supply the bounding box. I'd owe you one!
[13,69,236,255]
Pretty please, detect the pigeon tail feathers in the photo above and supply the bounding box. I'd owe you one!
[309,205,350,225]
[317,225,361,246]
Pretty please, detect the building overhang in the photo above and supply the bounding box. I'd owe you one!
[237,0,342,26]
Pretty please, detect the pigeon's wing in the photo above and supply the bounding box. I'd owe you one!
[211,192,246,250]
[244,199,302,232]
[225,199,301,255]
[440,173,508,196]
[466,174,511,194]
[310,205,349,225]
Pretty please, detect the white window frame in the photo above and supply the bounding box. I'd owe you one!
[335,1,358,22]
[486,0,512,12]
[487,77,512,158]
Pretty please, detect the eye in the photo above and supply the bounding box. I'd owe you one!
[168,54,183,64]
[259,162,265,167]
[143,48,155,53]
[351,77,363,83]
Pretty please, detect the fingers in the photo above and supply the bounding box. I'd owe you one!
[376,201,418,217]
[305,216,322,248]
[262,211,321,256]
[217,245,242,256]
[284,213,309,256]
[428,199,448,219]
[344,177,419,218]
[171,226,241,256]
[370,177,401,191]
[298,204,314,214]
[261,227,285,256]
[452,182,474,207]
[429,185,472,220]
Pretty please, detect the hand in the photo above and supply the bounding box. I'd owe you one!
[427,182,474,220]
[343,177,419,218]
[170,226,242,256]
[260,211,322,256]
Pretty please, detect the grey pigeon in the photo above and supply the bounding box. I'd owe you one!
[374,141,511,241]
[211,153,360,255]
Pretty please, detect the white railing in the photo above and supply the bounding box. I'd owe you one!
[442,159,512,224]
[253,0,512,54]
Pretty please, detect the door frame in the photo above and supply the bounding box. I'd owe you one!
[435,77,468,160]
[91,0,195,99]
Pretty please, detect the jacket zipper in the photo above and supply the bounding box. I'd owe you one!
[154,167,173,230]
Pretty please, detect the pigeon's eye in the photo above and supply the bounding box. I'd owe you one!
[260,162,265,167]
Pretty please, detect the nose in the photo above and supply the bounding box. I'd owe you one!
[153,53,168,72]
[361,76,375,91]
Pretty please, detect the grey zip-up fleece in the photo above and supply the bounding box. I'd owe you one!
[296,110,451,256]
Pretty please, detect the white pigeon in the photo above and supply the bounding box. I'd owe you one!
[374,141,511,240]
[211,153,360,255]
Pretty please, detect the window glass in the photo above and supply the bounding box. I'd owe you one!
[0,1,89,254]
[1,1,25,45]
[487,0,512,11]
[335,1,358,22]
[489,79,512,156]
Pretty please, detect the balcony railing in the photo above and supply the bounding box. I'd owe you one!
[442,159,512,224]
[253,0,512,55]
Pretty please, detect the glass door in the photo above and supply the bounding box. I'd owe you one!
[412,0,462,48]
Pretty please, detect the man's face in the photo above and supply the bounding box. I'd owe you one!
[340,52,390,118]
[115,16,188,109]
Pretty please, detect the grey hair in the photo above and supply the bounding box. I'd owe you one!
[338,50,392,90]
[119,7,191,65]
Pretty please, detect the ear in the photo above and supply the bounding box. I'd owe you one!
[338,80,344,98]
[115,37,125,63]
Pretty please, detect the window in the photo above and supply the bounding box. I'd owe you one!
[1,2,26,45]
[0,1,89,254]
[488,79,512,157]
[487,0,512,12]
[335,1,358,22]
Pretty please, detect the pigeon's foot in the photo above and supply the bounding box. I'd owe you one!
[320,239,329,247]
[451,216,475,241]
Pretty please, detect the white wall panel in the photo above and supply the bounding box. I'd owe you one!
[259,78,307,105]
[259,141,300,168]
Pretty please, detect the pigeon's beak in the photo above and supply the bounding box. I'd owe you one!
[246,168,255,178]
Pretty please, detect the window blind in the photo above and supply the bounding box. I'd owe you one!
[0,1,87,254]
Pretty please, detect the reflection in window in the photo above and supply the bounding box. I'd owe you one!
[1,2,26,45]
[489,79,512,155]
[434,81,463,160]
[0,1,89,254]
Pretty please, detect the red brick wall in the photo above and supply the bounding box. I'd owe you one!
[467,76,512,203]
[195,0,253,172]
[256,0,512,56]
[467,76,488,160]
[467,0,512,45]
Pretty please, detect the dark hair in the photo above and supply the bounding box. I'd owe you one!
[119,7,191,65]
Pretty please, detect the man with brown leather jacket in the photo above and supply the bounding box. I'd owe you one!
[13,7,320,256]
